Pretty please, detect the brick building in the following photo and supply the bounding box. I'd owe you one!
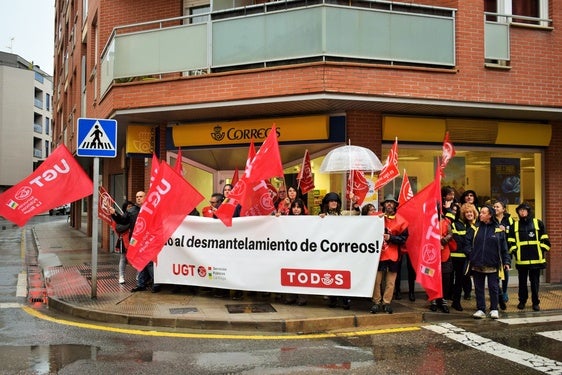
[52,0,561,282]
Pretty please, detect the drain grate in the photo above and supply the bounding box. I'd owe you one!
[169,307,198,314]
[226,303,277,314]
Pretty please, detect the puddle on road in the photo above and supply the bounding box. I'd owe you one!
[0,344,99,374]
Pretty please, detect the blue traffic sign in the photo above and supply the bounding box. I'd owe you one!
[77,118,117,157]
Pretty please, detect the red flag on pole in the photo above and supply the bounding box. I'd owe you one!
[346,170,369,206]
[398,170,443,300]
[0,145,93,227]
[374,137,400,190]
[127,161,205,271]
[231,167,239,186]
[98,186,117,232]
[215,125,283,226]
[398,170,414,206]
[174,148,183,176]
[440,131,456,175]
[296,149,315,194]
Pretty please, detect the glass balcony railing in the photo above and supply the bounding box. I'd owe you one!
[34,98,43,109]
[101,0,455,95]
[34,124,43,133]
[33,148,43,158]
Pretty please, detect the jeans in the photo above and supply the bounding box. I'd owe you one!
[137,262,154,288]
[472,270,499,312]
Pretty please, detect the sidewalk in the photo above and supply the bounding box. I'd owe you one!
[32,220,562,334]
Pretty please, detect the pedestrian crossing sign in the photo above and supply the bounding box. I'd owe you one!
[77,118,117,157]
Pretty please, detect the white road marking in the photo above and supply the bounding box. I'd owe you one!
[424,323,562,374]
[0,303,22,309]
[538,331,562,342]
[499,315,562,325]
[16,272,27,297]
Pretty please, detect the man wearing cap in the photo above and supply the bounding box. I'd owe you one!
[508,202,550,311]
[371,194,409,314]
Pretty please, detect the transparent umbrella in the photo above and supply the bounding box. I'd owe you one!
[319,145,384,173]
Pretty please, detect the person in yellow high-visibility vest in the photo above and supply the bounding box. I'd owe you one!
[508,203,551,312]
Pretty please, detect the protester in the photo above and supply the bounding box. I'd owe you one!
[449,202,470,311]
[493,200,514,310]
[281,198,309,306]
[467,205,511,319]
[371,194,409,315]
[202,193,224,218]
[508,202,550,311]
[113,200,133,284]
[319,192,351,309]
[429,210,453,313]
[110,191,160,293]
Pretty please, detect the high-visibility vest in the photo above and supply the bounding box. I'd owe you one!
[508,218,550,266]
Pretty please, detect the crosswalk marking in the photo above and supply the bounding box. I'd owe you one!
[424,323,562,374]
[538,331,562,342]
[498,315,562,325]
[0,303,21,309]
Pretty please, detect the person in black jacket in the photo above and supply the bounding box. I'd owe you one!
[508,203,551,311]
[467,205,511,319]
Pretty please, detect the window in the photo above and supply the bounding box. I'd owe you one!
[485,0,549,26]
[190,5,210,24]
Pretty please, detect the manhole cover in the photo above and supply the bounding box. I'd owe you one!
[169,307,198,314]
[226,304,277,314]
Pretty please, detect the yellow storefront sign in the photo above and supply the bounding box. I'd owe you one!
[126,125,155,154]
[172,115,329,147]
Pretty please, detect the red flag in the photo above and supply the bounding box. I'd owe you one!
[297,149,315,194]
[398,170,414,206]
[126,161,204,271]
[215,126,283,226]
[440,131,456,174]
[374,137,400,190]
[150,154,160,188]
[241,125,283,184]
[346,170,369,206]
[98,186,117,232]
[231,167,239,186]
[174,148,183,176]
[0,145,92,226]
[398,171,442,300]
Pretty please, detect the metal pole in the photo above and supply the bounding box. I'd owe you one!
[91,157,99,299]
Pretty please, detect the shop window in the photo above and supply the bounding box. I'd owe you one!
[380,146,542,219]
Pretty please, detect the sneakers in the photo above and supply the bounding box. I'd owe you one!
[370,304,381,314]
[429,301,438,312]
[490,310,499,319]
[383,304,393,314]
[532,304,541,311]
[131,286,147,292]
[517,302,526,310]
[472,310,486,319]
[118,276,125,284]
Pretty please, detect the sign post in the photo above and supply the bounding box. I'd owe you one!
[77,118,117,299]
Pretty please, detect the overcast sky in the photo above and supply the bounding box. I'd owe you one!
[0,0,55,75]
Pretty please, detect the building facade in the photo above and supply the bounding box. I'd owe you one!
[52,0,561,282]
[0,52,53,190]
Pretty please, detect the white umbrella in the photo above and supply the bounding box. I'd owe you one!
[319,145,384,173]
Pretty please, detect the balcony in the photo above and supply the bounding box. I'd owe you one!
[34,98,43,109]
[34,123,43,134]
[33,148,43,158]
[101,0,456,95]
[484,12,553,64]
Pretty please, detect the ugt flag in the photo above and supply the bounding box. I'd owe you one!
[0,145,92,226]
[127,161,204,271]
[346,170,369,206]
[98,186,117,232]
[374,137,399,190]
[398,174,442,300]
[296,149,315,195]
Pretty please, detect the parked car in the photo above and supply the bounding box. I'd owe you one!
[49,204,70,216]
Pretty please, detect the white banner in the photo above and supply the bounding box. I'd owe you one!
[155,215,384,297]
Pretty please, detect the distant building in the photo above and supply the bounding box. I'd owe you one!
[0,51,53,190]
